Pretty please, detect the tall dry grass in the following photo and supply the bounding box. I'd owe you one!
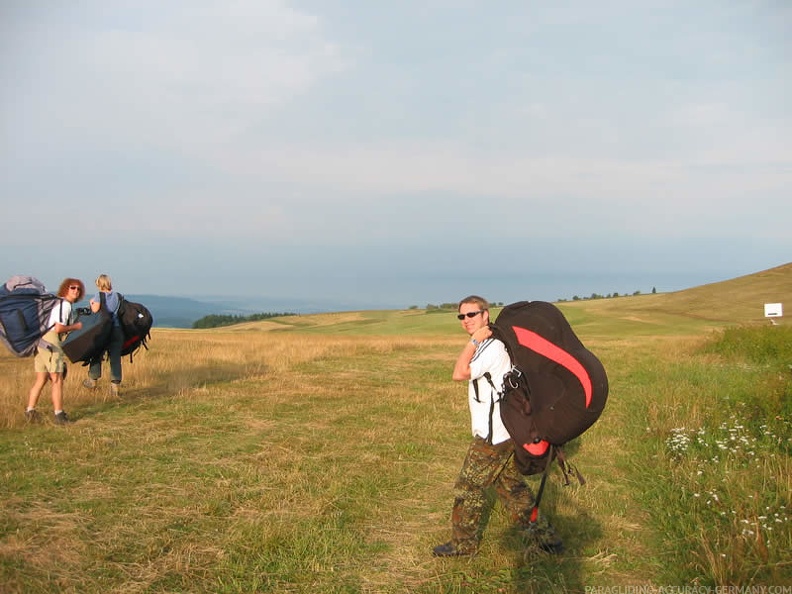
[0,328,455,428]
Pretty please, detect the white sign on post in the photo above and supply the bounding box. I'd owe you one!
[764,303,783,318]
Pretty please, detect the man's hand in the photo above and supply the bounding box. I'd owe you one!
[470,325,492,345]
[453,327,492,381]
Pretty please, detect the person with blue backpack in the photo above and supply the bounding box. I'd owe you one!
[82,274,124,397]
[25,278,85,425]
[432,295,563,558]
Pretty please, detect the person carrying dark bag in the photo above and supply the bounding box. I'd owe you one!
[432,295,563,558]
[82,274,124,397]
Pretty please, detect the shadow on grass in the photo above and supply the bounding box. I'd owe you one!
[506,439,603,593]
[440,438,600,593]
[506,492,603,593]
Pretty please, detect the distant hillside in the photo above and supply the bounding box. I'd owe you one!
[118,295,223,328]
[648,261,791,322]
[564,261,791,325]
[125,294,357,328]
[127,262,791,329]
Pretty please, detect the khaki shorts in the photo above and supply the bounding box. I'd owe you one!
[34,344,66,374]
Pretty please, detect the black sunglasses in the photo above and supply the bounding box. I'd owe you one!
[457,311,484,320]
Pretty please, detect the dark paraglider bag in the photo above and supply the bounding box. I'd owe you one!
[116,295,153,360]
[62,293,113,364]
[491,301,609,476]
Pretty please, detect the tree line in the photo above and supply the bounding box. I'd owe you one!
[196,287,660,328]
[559,287,657,302]
[192,312,296,329]
[420,288,657,311]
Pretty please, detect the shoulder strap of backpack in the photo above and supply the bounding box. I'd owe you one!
[482,371,498,395]
[471,348,497,403]
[49,298,66,327]
[38,298,64,350]
[58,298,71,334]
[99,291,119,314]
[483,372,496,445]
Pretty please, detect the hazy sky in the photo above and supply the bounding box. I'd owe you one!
[2,1,790,309]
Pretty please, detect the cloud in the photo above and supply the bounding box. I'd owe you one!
[2,0,348,155]
[1,1,789,306]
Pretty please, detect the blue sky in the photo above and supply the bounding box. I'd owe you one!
[2,1,790,309]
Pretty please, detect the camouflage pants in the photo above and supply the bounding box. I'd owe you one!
[449,436,557,553]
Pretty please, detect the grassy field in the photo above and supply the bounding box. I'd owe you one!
[1,263,790,593]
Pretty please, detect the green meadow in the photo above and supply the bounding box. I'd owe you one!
[1,263,790,593]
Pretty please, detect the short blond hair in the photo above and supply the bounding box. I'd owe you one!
[95,274,113,291]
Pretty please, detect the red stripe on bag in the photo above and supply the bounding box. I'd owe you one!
[512,326,593,408]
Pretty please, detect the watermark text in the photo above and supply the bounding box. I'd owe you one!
[585,586,792,594]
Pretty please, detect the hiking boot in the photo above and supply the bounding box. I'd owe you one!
[432,542,476,557]
[110,382,121,398]
[53,411,73,425]
[24,409,41,423]
[83,378,97,389]
[522,522,564,555]
[538,536,565,555]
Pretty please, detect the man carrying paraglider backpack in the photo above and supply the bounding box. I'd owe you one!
[432,295,565,558]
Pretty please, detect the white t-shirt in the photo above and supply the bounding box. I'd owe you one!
[41,299,73,345]
[467,337,512,445]
[47,300,73,329]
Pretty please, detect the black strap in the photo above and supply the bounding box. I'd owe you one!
[556,448,586,486]
[528,445,586,524]
[99,291,121,320]
[483,372,496,444]
[530,444,554,524]
[482,371,496,392]
[56,299,66,339]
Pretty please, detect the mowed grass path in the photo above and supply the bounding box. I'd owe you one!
[1,264,790,592]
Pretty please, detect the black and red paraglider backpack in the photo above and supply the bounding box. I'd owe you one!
[490,301,609,522]
[116,295,153,361]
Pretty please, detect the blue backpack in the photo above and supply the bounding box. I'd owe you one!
[0,276,63,357]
